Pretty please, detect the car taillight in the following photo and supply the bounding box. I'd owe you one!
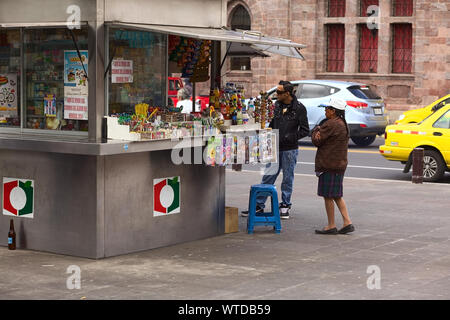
[347,101,368,109]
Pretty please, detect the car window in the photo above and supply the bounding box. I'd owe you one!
[169,80,175,91]
[328,86,340,95]
[175,80,182,90]
[296,83,337,99]
[433,110,450,129]
[433,98,450,112]
[348,85,381,100]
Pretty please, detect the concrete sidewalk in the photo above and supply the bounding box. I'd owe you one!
[1,170,450,300]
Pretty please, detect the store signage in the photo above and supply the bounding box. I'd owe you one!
[153,176,180,216]
[0,74,18,118]
[64,95,88,120]
[114,30,154,49]
[3,178,34,218]
[64,50,88,120]
[111,60,133,83]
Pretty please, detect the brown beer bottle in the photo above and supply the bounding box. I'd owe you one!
[8,219,16,250]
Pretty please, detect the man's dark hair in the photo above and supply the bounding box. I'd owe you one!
[279,80,294,96]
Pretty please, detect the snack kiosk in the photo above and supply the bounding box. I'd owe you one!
[0,0,305,258]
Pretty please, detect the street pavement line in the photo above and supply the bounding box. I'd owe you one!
[227,169,447,185]
[296,161,403,171]
[299,146,380,154]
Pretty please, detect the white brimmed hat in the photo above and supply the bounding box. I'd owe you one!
[328,98,347,110]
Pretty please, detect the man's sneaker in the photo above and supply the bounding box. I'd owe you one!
[241,206,263,217]
[279,203,291,220]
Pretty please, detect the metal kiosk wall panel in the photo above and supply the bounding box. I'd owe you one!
[0,147,226,258]
[0,149,99,258]
[103,149,225,257]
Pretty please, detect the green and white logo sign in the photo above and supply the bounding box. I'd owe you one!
[153,176,180,216]
[3,177,34,218]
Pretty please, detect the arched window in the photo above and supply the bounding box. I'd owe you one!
[229,5,251,71]
[230,5,251,31]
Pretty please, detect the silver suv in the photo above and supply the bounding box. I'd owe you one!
[253,80,388,146]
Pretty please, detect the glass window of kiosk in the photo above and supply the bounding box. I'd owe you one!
[0,29,21,128]
[24,27,88,131]
[107,28,167,116]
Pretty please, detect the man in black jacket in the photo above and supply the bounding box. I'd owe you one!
[242,80,309,219]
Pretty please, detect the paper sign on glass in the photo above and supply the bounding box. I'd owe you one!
[111,60,134,83]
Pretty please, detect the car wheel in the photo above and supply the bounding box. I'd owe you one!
[351,135,376,147]
[423,150,445,182]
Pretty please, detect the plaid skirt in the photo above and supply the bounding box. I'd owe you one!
[317,172,344,198]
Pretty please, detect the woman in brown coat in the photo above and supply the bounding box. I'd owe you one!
[311,98,354,235]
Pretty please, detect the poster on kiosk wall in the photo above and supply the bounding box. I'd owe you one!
[64,50,88,120]
[0,74,18,118]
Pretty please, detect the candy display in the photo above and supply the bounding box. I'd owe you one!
[106,34,278,166]
[169,35,211,82]
[108,102,221,141]
[203,83,275,130]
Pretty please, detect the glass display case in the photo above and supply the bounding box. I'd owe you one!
[24,27,88,131]
[0,29,20,128]
[108,28,167,115]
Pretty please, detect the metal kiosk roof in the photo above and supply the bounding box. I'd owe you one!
[107,22,306,60]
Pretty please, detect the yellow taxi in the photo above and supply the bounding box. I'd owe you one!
[395,94,450,124]
[380,104,450,182]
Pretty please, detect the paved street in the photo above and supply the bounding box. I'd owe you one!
[241,136,450,183]
[1,167,450,300]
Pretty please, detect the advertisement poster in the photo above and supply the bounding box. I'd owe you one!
[206,136,217,166]
[270,133,277,163]
[64,50,88,96]
[64,50,88,120]
[44,94,56,117]
[111,59,134,83]
[0,74,18,118]
[248,135,259,164]
[64,95,88,120]
[236,135,246,165]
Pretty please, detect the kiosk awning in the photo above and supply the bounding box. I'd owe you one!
[227,42,269,58]
[107,22,306,60]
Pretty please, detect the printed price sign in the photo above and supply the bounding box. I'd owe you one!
[111,60,133,83]
[64,95,88,120]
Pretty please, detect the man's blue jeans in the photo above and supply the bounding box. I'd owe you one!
[256,149,299,209]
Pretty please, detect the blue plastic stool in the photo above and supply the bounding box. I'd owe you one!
[247,184,281,234]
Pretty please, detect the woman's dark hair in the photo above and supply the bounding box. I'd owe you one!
[331,108,349,136]
[279,80,295,97]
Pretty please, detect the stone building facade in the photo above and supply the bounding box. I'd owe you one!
[223,0,450,120]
